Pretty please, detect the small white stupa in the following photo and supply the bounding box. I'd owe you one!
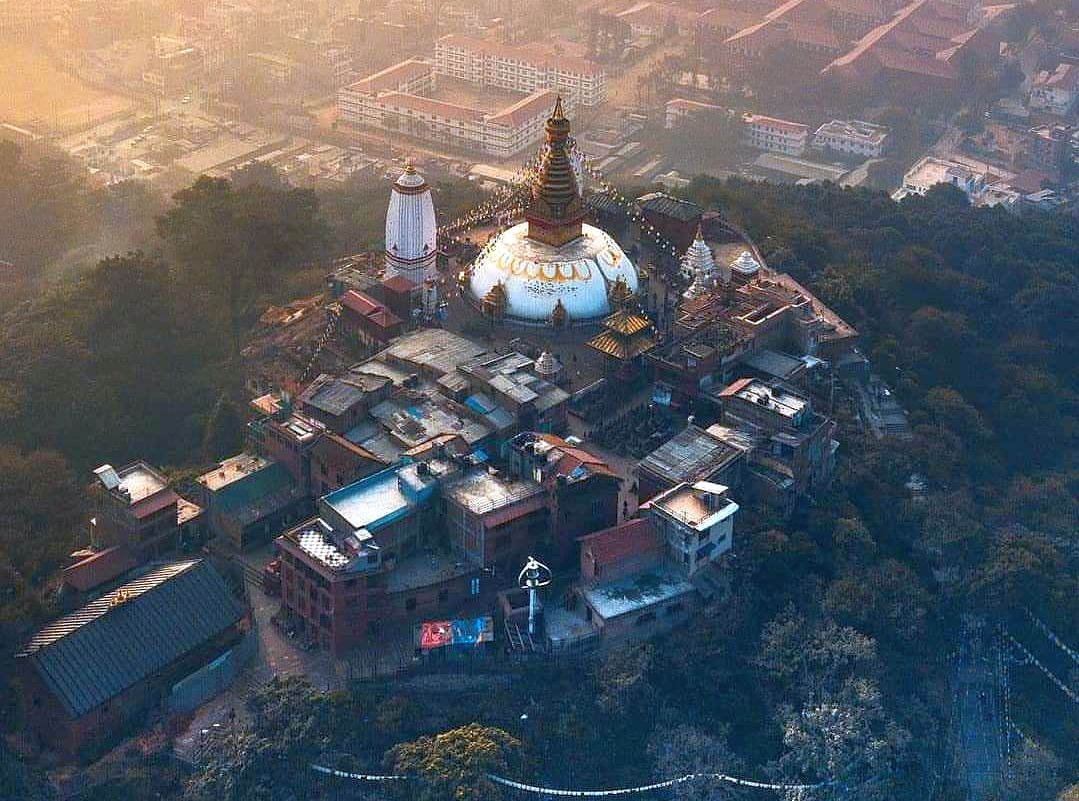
[385,159,437,283]
[681,226,719,300]
[534,351,563,381]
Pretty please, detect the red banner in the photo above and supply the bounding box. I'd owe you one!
[420,620,453,649]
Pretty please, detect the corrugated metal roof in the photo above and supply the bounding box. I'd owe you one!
[18,560,243,718]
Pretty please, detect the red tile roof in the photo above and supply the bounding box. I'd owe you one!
[579,518,660,563]
[382,274,419,294]
[131,488,181,520]
[718,377,755,397]
[62,546,138,593]
[487,90,557,128]
[347,58,431,94]
[341,289,404,330]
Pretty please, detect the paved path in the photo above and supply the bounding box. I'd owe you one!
[954,616,1004,801]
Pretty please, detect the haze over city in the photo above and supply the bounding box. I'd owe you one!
[0,0,1077,800]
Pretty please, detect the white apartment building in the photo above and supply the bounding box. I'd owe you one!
[338,61,558,157]
[812,119,890,157]
[433,34,607,107]
[892,156,986,201]
[742,113,810,156]
[643,481,739,576]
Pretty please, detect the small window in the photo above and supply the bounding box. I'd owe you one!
[405,597,417,611]
[438,589,449,604]
[469,577,481,596]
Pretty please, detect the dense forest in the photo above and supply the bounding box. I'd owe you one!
[0,144,1076,800]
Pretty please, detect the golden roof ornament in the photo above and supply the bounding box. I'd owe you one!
[550,298,568,328]
[482,282,507,320]
[607,276,635,311]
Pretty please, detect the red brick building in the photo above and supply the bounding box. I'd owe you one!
[339,289,404,347]
[508,432,622,567]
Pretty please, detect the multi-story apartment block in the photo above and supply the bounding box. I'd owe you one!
[337,60,558,157]
[433,34,607,106]
[742,113,810,156]
[812,119,889,157]
[90,462,182,560]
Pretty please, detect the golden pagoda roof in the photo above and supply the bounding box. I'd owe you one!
[602,309,652,336]
[587,330,656,361]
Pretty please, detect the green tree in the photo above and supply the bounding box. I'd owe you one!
[385,723,523,801]
[202,395,243,462]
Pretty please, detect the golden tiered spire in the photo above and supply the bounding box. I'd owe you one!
[607,276,635,312]
[482,282,507,320]
[526,97,585,248]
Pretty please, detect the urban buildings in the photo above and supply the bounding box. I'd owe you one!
[507,432,622,567]
[636,424,745,504]
[1028,63,1079,117]
[275,430,620,654]
[812,119,890,157]
[195,454,308,550]
[552,481,739,648]
[892,156,987,201]
[337,60,560,157]
[664,98,728,129]
[742,114,811,157]
[820,0,1005,100]
[89,462,184,560]
[339,290,404,348]
[17,560,247,755]
[433,34,607,106]
[642,481,739,576]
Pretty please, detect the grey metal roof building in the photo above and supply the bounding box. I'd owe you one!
[637,425,744,487]
[18,560,243,718]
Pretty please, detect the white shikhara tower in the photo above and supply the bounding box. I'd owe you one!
[385,160,437,282]
[681,226,720,300]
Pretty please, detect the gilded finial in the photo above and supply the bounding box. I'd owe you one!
[552,96,566,121]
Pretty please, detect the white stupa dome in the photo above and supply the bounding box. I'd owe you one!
[468,222,637,325]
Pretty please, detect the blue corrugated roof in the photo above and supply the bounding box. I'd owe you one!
[18,560,243,718]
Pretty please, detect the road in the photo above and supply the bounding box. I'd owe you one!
[954,615,1005,801]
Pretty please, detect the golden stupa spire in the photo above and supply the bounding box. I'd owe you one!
[526,97,584,248]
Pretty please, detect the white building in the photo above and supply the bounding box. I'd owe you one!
[338,60,558,157]
[742,113,810,156]
[812,119,890,157]
[1029,64,1079,117]
[892,156,986,202]
[643,481,739,576]
[665,98,728,129]
[434,34,607,106]
[681,227,721,299]
[385,162,437,282]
